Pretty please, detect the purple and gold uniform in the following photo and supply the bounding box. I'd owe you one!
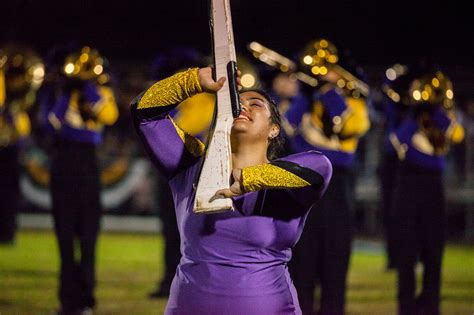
[0,45,43,243]
[131,68,333,315]
[40,46,118,313]
[290,87,370,166]
[379,64,414,269]
[389,71,464,315]
[288,84,370,315]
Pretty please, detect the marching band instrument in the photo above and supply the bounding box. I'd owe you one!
[300,39,369,98]
[0,44,44,111]
[382,63,410,104]
[248,41,318,87]
[409,71,454,111]
[410,71,456,155]
[0,44,44,147]
[62,46,110,85]
[193,0,240,214]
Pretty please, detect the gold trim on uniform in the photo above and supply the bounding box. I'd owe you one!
[242,163,310,192]
[93,86,119,125]
[137,68,202,110]
[300,95,369,153]
[136,68,209,157]
[61,87,118,131]
[174,92,215,136]
[170,118,205,158]
[340,97,370,137]
[445,112,464,144]
[0,107,31,147]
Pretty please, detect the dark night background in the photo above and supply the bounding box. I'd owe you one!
[1,0,472,67]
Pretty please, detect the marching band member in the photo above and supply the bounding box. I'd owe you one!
[0,44,43,244]
[131,66,332,314]
[390,70,464,315]
[288,39,370,315]
[39,45,118,315]
[379,63,413,270]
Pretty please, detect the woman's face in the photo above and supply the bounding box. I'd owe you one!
[231,91,279,141]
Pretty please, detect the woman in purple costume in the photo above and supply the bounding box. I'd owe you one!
[131,67,332,314]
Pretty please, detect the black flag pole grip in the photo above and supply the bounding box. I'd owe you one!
[227,61,241,118]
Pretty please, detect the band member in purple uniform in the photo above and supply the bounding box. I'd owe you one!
[0,44,43,244]
[390,70,464,315]
[379,64,414,270]
[40,45,118,315]
[131,66,332,314]
[288,39,370,315]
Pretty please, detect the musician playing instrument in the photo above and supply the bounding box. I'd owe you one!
[39,45,118,315]
[0,44,44,244]
[131,66,332,314]
[288,39,370,315]
[389,70,464,315]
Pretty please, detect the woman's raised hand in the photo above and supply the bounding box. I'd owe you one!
[198,67,242,93]
[198,67,225,93]
[213,168,244,199]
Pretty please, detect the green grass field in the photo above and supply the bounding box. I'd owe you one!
[0,230,472,315]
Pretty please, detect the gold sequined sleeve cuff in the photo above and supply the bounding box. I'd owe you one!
[242,164,311,192]
[137,68,202,110]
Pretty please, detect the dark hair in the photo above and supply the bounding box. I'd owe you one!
[239,88,285,160]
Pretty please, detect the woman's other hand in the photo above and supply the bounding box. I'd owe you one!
[214,168,244,199]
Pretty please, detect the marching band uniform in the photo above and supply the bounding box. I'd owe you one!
[379,64,413,269]
[0,45,43,244]
[288,39,370,315]
[390,71,464,315]
[271,72,311,156]
[40,46,118,314]
[131,68,332,314]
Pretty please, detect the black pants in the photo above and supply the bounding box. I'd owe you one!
[290,167,352,315]
[393,165,445,315]
[0,145,20,243]
[157,177,180,292]
[50,140,101,311]
[379,153,399,268]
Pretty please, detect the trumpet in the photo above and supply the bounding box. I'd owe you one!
[409,71,454,111]
[300,39,369,98]
[62,46,110,85]
[0,44,45,112]
[247,41,318,87]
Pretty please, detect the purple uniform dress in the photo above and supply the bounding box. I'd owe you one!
[132,93,332,315]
